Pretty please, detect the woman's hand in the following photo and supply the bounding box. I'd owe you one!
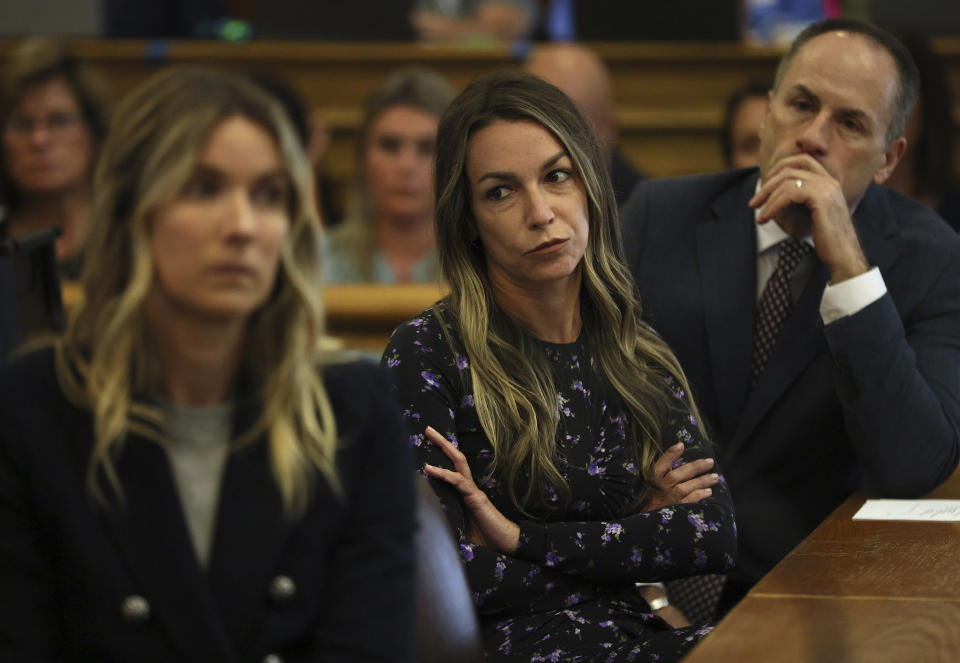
[421,426,520,554]
[642,442,719,512]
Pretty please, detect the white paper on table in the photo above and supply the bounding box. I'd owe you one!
[852,499,960,522]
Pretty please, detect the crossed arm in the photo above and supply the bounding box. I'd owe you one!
[383,317,737,615]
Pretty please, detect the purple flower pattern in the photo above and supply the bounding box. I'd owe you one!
[383,305,737,662]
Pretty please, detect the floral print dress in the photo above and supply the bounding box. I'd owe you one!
[383,305,737,662]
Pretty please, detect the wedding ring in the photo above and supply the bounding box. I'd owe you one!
[795,179,803,189]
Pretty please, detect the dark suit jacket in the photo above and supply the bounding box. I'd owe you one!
[0,348,415,663]
[621,169,960,587]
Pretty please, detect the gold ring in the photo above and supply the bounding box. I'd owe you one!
[795,179,803,189]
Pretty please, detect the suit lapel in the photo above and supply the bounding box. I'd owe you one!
[726,261,830,458]
[100,431,237,663]
[855,184,901,271]
[98,395,299,661]
[724,184,901,459]
[205,406,294,656]
[696,174,758,439]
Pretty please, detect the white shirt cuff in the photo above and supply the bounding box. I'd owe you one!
[819,267,886,324]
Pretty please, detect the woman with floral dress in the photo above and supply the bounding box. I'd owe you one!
[383,70,736,662]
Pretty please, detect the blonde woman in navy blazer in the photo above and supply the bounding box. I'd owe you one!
[0,68,415,663]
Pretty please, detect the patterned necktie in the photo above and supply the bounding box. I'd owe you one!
[751,238,813,386]
[665,241,813,623]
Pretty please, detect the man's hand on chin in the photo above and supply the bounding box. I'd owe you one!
[750,154,869,283]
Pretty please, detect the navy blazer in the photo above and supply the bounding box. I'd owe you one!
[0,348,415,663]
[621,169,960,586]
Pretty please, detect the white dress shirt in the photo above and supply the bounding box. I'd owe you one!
[754,206,886,324]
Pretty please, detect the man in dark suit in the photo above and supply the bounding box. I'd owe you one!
[621,18,960,617]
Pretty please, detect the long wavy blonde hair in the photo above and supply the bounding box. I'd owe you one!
[434,70,704,515]
[59,68,336,516]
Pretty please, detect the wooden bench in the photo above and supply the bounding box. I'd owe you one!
[61,280,444,354]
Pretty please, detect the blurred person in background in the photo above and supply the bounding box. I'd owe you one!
[883,35,960,232]
[411,0,536,43]
[250,73,341,227]
[721,82,771,170]
[525,42,644,207]
[0,38,111,279]
[323,67,454,283]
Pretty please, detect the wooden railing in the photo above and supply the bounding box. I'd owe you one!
[323,283,444,353]
[5,38,960,200]
[61,280,444,354]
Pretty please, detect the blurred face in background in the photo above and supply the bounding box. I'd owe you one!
[3,76,94,195]
[728,94,768,169]
[363,103,439,224]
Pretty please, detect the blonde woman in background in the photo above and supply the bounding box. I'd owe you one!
[0,68,415,662]
[384,71,735,662]
[323,67,454,283]
[0,38,111,278]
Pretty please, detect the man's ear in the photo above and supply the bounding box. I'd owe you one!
[873,136,907,185]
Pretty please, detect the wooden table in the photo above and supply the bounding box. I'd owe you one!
[683,467,960,662]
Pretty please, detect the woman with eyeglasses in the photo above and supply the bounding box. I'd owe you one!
[0,39,111,278]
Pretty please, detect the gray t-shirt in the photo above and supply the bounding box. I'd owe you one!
[160,398,233,568]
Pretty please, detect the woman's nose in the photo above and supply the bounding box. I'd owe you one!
[223,190,257,238]
[527,187,555,227]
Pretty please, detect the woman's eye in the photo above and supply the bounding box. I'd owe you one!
[417,139,435,158]
[252,181,289,208]
[182,176,219,199]
[484,185,509,201]
[546,169,571,184]
[377,136,401,154]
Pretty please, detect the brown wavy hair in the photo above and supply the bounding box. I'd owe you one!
[433,70,704,514]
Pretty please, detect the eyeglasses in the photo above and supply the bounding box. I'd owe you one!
[4,111,83,137]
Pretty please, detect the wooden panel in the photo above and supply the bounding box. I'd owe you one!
[324,283,443,324]
[60,281,445,354]
[684,595,960,663]
[324,283,444,353]
[3,38,960,180]
[620,129,726,178]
